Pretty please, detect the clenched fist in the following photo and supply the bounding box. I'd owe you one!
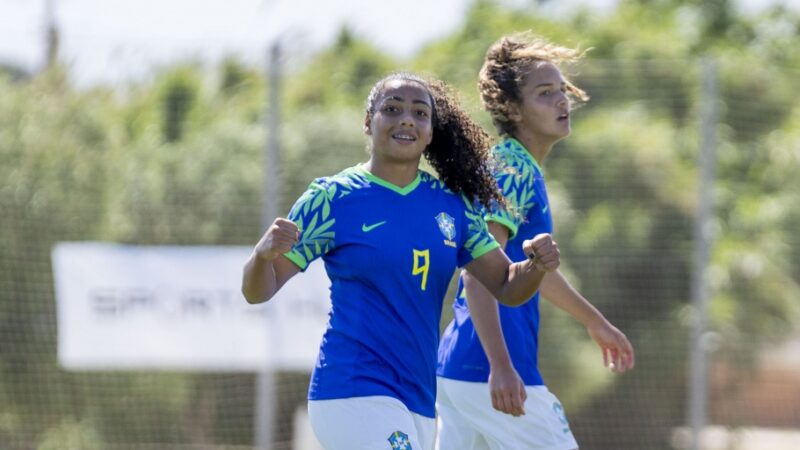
[522,233,559,272]
[255,218,300,261]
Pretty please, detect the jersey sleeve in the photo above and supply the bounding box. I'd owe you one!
[283,181,336,271]
[485,163,538,240]
[457,198,500,267]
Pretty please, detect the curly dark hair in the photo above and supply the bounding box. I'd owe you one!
[365,72,505,211]
[479,32,590,138]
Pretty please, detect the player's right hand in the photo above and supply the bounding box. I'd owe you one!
[488,364,527,417]
[254,218,299,261]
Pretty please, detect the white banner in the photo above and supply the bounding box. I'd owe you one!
[52,242,331,372]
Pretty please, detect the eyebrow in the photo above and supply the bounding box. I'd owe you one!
[385,95,432,108]
[535,81,567,89]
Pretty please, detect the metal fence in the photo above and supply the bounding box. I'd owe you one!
[0,54,798,450]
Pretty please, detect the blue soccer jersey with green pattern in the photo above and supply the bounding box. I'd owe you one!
[283,164,499,418]
[437,137,553,386]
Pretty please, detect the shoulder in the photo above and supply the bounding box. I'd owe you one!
[314,165,369,191]
[419,171,475,205]
[418,170,452,193]
[491,138,514,158]
[303,166,370,200]
[417,171,479,210]
[289,166,369,220]
[491,139,530,177]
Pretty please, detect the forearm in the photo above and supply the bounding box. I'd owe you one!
[495,258,546,307]
[241,252,278,304]
[465,248,547,307]
[543,270,636,371]
[463,272,513,368]
[541,269,606,328]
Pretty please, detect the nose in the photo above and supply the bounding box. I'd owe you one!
[400,110,415,127]
[556,91,568,107]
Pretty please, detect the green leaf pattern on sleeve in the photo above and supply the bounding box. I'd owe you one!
[284,169,359,270]
[462,195,500,259]
[486,141,538,239]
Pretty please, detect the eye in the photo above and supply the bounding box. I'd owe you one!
[382,105,399,113]
[540,89,551,96]
[415,109,429,118]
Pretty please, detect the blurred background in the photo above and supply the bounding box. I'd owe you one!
[1,0,799,449]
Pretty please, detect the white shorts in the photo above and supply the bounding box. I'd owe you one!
[308,396,435,450]
[435,377,578,450]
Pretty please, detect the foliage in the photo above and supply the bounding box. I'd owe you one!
[1,1,799,448]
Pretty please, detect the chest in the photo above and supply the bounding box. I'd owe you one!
[326,189,466,284]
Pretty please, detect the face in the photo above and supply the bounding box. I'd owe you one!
[509,61,571,144]
[365,80,434,164]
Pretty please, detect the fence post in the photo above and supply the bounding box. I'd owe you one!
[255,40,282,450]
[687,56,718,450]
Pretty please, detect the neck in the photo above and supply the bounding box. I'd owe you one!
[511,130,555,165]
[364,157,420,187]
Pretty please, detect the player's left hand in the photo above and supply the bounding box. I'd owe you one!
[587,321,635,373]
[522,233,559,273]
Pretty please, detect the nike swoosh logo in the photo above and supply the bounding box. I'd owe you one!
[542,205,548,214]
[362,221,387,232]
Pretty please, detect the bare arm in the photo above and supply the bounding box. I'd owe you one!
[464,232,559,307]
[463,222,527,416]
[541,270,635,372]
[241,218,302,304]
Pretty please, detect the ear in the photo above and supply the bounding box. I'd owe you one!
[364,114,372,135]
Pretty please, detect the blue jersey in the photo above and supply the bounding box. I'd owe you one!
[437,138,553,386]
[284,164,499,418]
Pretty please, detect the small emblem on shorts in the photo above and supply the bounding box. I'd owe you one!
[435,212,456,247]
[553,401,570,433]
[388,430,412,449]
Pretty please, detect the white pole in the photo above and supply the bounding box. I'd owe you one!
[255,40,282,450]
[687,56,718,450]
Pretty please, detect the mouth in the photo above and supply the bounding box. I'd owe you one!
[557,112,569,122]
[392,132,417,143]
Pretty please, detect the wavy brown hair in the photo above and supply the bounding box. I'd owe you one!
[479,32,590,137]
[365,73,505,211]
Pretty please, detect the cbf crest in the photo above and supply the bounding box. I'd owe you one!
[388,430,412,450]
[435,212,456,248]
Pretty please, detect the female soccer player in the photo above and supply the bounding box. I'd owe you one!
[242,72,561,450]
[436,33,635,450]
